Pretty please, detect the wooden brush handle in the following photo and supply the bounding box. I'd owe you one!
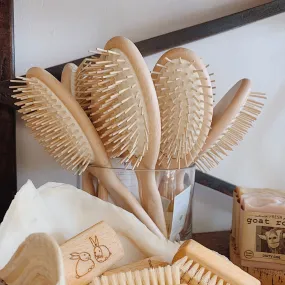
[89,166,164,239]
[173,240,260,285]
[98,183,108,201]
[136,171,167,237]
[61,63,108,200]
[82,170,96,196]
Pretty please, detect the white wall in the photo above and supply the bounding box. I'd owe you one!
[144,12,285,190]
[14,0,269,188]
[14,0,273,232]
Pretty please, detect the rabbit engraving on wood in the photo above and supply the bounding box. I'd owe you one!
[89,236,112,263]
[70,252,95,279]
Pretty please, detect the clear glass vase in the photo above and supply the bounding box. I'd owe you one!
[89,161,195,242]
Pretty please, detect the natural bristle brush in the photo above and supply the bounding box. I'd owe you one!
[173,240,260,285]
[92,265,180,285]
[151,48,214,169]
[61,63,108,200]
[195,78,266,171]
[74,36,167,236]
[11,67,164,238]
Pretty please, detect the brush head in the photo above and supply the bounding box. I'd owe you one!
[152,48,213,169]
[173,240,260,285]
[12,67,110,174]
[196,79,266,171]
[75,36,160,169]
[92,265,180,285]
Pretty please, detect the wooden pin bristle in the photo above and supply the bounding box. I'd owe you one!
[12,77,93,175]
[75,45,149,168]
[153,50,213,169]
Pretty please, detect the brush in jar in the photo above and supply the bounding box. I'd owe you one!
[173,239,260,285]
[152,47,214,170]
[195,79,266,171]
[151,48,213,204]
[11,67,163,238]
[61,63,108,200]
[92,265,180,285]
[74,36,167,236]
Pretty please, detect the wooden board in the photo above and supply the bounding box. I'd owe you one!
[193,231,230,258]
[60,222,124,285]
[0,0,16,222]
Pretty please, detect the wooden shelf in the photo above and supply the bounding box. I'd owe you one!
[193,231,230,257]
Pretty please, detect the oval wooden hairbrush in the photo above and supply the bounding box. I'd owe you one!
[196,78,266,171]
[11,67,163,238]
[75,37,166,236]
[152,48,214,169]
[61,63,108,200]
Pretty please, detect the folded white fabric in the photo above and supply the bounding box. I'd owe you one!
[0,180,179,269]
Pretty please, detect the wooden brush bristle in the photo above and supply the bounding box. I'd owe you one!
[75,48,149,168]
[92,265,180,285]
[12,77,94,174]
[152,55,213,169]
[174,257,230,285]
[196,92,266,171]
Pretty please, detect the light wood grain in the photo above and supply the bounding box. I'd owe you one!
[61,221,124,285]
[0,233,66,285]
[93,265,180,285]
[103,256,169,276]
[173,239,260,285]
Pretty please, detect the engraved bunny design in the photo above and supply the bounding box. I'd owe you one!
[89,236,111,263]
[69,252,95,279]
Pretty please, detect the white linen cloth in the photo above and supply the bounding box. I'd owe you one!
[0,180,179,269]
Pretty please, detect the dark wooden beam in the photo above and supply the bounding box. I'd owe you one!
[0,0,16,221]
[136,0,285,56]
[1,1,285,109]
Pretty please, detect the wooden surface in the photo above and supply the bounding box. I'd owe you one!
[104,257,169,276]
[60,222,124,285]
[193,231,230,257]
[0,0,16,222]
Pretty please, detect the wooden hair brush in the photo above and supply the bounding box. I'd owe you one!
[11,67,163,238]
[74,36,166,236]
[0,233,65,285]
[151,47,214,169]
[196,78,266,171]
[92,265,180,285]
[173,239,260,285]
[61,63,108,200]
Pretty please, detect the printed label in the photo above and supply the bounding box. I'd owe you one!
[241,210,285,265]
[169,185,191,241]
